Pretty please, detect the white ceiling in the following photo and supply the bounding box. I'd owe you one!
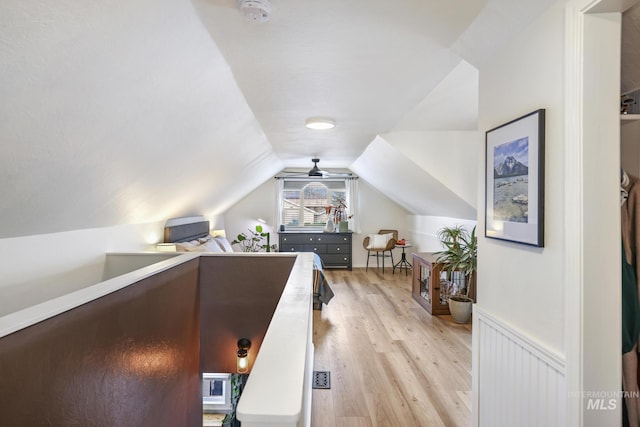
[0,0,570,238]
[192,0,487,168]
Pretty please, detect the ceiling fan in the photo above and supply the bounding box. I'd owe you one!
[279,158,353,178]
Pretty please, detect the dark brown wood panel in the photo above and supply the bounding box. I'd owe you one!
[0,259,201,427]
[198,255,296,373]
[0,254,300,426]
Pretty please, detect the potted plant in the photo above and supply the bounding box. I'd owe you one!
[231,224,277,252]
[435,225,477,323]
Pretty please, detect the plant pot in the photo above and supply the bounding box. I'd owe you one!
[448,295,473,324]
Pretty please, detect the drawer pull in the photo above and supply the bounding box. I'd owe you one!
[336,247,341,251]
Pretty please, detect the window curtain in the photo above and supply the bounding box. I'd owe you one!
[347,178,360,234]
[276,177,284,230]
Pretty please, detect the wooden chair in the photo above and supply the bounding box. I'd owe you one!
[363,229,398,273]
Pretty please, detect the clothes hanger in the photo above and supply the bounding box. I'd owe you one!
[622,168,630,187]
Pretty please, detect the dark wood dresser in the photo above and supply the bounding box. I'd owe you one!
[279,232,352,270]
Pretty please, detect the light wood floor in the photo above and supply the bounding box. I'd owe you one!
[311,267,472,427]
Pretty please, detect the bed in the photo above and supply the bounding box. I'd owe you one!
[312,253,334,310]
[163,218,334,309]
[163,220,233,253]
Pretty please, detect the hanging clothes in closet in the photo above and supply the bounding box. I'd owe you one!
[621,169,640,427]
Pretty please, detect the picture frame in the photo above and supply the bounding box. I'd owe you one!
[485,109,545,247]
[202,373,232,413]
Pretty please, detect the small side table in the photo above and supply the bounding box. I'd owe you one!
[393,244,413,275]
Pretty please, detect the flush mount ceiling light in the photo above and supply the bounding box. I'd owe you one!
[238,0,272,23]
[305,117,335,130]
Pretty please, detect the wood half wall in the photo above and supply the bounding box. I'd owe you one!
[0,254,296,427]
[199,255,294,373]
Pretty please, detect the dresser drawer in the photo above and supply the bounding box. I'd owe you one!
[327,244,349,254]
[322,254,351,266]
[280,234,315,244]
[281,243,326,254]
[280,244,305,252]
[315,234,350,244]
[304,244,326,253]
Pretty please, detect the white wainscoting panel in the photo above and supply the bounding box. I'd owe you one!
[474,306,567,426]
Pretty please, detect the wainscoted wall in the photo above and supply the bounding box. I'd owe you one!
[473,306,566,426]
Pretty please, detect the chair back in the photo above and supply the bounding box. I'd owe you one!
[363,229,398,250]
[378,229,398,240]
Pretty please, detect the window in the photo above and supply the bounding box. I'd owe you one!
[278,177,357,231]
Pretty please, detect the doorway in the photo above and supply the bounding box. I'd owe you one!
[564,0,638,426]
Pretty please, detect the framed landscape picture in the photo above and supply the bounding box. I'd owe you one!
[485,109,545,247]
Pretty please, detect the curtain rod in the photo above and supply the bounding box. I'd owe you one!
[274,175,359,180]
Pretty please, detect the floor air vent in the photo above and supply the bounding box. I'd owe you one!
[312,371,331,389]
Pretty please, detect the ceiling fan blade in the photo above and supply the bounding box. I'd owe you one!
[280,159,352,178]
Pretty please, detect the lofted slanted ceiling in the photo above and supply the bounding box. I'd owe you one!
[0,0,559,239]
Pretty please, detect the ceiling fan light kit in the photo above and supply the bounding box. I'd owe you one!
[309,158,323,176]
[238,0,272,23]
[305,117,335,130]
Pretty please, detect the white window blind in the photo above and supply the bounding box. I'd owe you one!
[277,177,357,231]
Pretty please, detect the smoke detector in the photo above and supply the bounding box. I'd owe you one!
[238,0,272,23]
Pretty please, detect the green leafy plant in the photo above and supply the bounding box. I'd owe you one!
[435,225,477,299]
[231,224,277,252]
[222,374,246,426]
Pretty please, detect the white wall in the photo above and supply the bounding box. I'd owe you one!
[222,177,411,268]
[408,215,477,253]
[0,221,165,288]
[222,178,280,251]
[473,4,572,425]
[477,0,566,357]
[0,221,165,315]
[377,104,481,262]
[355,179,411,268]
[384,131,481,208]
[351,136,476,219]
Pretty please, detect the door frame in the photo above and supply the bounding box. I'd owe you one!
[564,0,637,425]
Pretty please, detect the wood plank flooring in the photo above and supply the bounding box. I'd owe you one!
[311,268,472,427]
